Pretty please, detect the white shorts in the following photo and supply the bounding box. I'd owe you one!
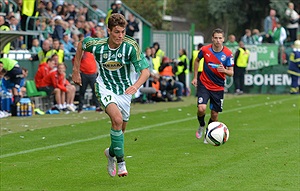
[95,81,132,121]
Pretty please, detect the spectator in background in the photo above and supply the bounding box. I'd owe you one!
[41,63,76,111]
[153,42,165,63]
[112,0,124,16]
[8,16,19,31]
[95,23,106,37]
[287,40,300,94]
[272,21,287,64]
[52,18,65,41]
[241,29,254,45]
[272,21,287,46]
[60,34,75,60]
[20,0,39,49]
[38,21,50,43]
[159,56,184,101]
[52,39,64,64]
[29,39,56,63]
[34,58,56,94]
[285,2,299,42]
[45,1,55,19]
[54,4,63,16]
[263,9,279,43]
[252,29,263,45]
[145,47,154,74]
[90,4,106,21]
[176,48,189,96]
[234,41,250,95]
[12,36,25,50]
[0,15,11,57]
[151,72,166,102]
[105,3,116,25]
[64,3,77,21]
[73,52,102,113]
[225,34,238,46]
[38,0,51,20]
[151,46,160,72]
[97,20,107,37]
[190,43,204,96]
[68,18,81,36]
[126,13,139,37]
[30,38,42,54]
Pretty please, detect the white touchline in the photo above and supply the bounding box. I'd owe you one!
[0,97,296,159]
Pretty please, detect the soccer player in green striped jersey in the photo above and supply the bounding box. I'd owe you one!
[72,13,150,177]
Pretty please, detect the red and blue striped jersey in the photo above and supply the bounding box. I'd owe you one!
[197,44,234,91]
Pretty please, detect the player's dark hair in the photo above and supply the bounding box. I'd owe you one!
[108,13,127,30]
[212,28,224,37]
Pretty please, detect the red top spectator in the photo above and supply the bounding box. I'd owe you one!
[40,66,70,92]
[34,58,56,88]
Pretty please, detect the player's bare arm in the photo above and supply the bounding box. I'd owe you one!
[72,40,84,86]
[217,65,234,77]
[125,68,150,95]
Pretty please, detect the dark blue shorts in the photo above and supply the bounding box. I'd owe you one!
[197,81,224,112]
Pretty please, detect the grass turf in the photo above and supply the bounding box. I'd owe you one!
[0,94,299,191]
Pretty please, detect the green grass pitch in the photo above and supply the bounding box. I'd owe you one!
[0,94,299,191]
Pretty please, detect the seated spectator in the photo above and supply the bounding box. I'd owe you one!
[29,39,56,64]
[159,57,184,101]
[40,64,76,111]
[30,38,42,54]
[252,29,263,45]
[60,34,75,60]
[35,58,56,94]
[225,34,238,46]
[151,72,166,102]
[52,39,64,64]
[65,4,77,21]
[52,19,65,41]
[241,29,254,45]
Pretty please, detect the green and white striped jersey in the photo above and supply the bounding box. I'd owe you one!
[82,36,149,95]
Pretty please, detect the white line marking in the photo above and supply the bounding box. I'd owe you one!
[0,96,296,159]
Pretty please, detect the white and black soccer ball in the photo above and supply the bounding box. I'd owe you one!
[205,122,229,146]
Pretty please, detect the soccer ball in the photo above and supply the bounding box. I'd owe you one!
[205,122,229,146]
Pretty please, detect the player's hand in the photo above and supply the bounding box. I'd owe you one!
[217,64,226,73]
[125,86,138,95]
[191,78,197,87]
[72,71,82,86]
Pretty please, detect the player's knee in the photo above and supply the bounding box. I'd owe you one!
[198,105,206,114]
[111,116,123,130]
